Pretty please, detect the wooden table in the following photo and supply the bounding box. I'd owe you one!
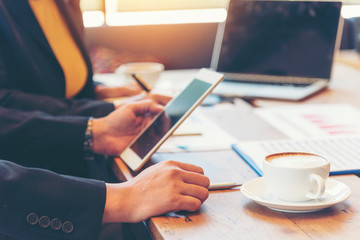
[112,54,360,239]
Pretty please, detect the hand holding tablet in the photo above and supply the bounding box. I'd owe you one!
[120,68,224,171]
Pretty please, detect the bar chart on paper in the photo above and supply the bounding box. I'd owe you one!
[254,104,360,139]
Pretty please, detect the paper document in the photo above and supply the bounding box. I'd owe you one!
[233,136,360,176]
[254,104,360,139]
[159,111,237,152]
[172,119,202,136]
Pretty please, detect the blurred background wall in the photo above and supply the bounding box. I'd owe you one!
[81,0,360,72]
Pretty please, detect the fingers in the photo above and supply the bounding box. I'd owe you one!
[127,100,164,115]
[180,183,209,203]
[121,83,143,96]
[147,102,164,114]
[181,171,210,188]
[167,161,205,175]
[160,161,210,206]
[112,85,142,97]
[149,94,172,106]
[95,84,142,99]
[125,161,210,220]
[177,166,210,205]
[176,195,203,212]
[158,160,210,188]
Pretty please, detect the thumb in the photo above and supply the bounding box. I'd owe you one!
[130,100,164,115]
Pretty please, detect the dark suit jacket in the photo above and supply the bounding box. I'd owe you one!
[0,159,106,240]
[0,0,116,177]
[0,0,95,99]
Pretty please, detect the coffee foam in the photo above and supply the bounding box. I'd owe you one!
[268,154,326,168]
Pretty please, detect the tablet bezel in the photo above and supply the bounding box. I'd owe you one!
[120,68,224,171]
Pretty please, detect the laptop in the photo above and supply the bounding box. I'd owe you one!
[211,0,343,101]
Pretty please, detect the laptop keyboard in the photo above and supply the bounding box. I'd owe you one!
[223,78,311,87]
[223,72,319,87]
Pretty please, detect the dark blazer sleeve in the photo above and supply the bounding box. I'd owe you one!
[0,106,88,171]
[0,89,115,117]
[0,160,106,240]
[0,90,115,177]
[0,54,114,175]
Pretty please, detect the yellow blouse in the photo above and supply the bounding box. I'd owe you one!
[29,0,87,98]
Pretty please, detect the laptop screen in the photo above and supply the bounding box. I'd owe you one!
[212,0,342,80]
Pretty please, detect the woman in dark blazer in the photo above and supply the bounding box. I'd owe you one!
[0,0,121,178]
[0,0,167,177]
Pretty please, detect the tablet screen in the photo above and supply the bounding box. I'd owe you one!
[129,78,212,158]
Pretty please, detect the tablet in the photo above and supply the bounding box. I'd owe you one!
[120,68,224,171]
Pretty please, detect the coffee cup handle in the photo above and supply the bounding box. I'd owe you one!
[306,174,326,199]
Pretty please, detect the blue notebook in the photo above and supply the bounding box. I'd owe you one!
[232,137,360,176]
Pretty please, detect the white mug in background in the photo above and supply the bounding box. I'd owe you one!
[115,62,164,90]
[263,152,330,202]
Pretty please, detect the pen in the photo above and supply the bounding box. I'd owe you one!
[131,74,150,92]
[208,182,242,191]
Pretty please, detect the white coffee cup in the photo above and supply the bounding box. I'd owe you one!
[116,62,164,90]
[263,152,330,202]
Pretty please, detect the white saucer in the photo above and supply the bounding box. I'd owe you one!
[241,177,351,213]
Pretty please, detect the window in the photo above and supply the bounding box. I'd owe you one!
[80,0,360,27]
[342,0,360,19]
[80,0,227,27]
[80,0,105,27]
[113,0,227,11]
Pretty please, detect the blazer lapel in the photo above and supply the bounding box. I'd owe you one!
[2,0,55,57]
